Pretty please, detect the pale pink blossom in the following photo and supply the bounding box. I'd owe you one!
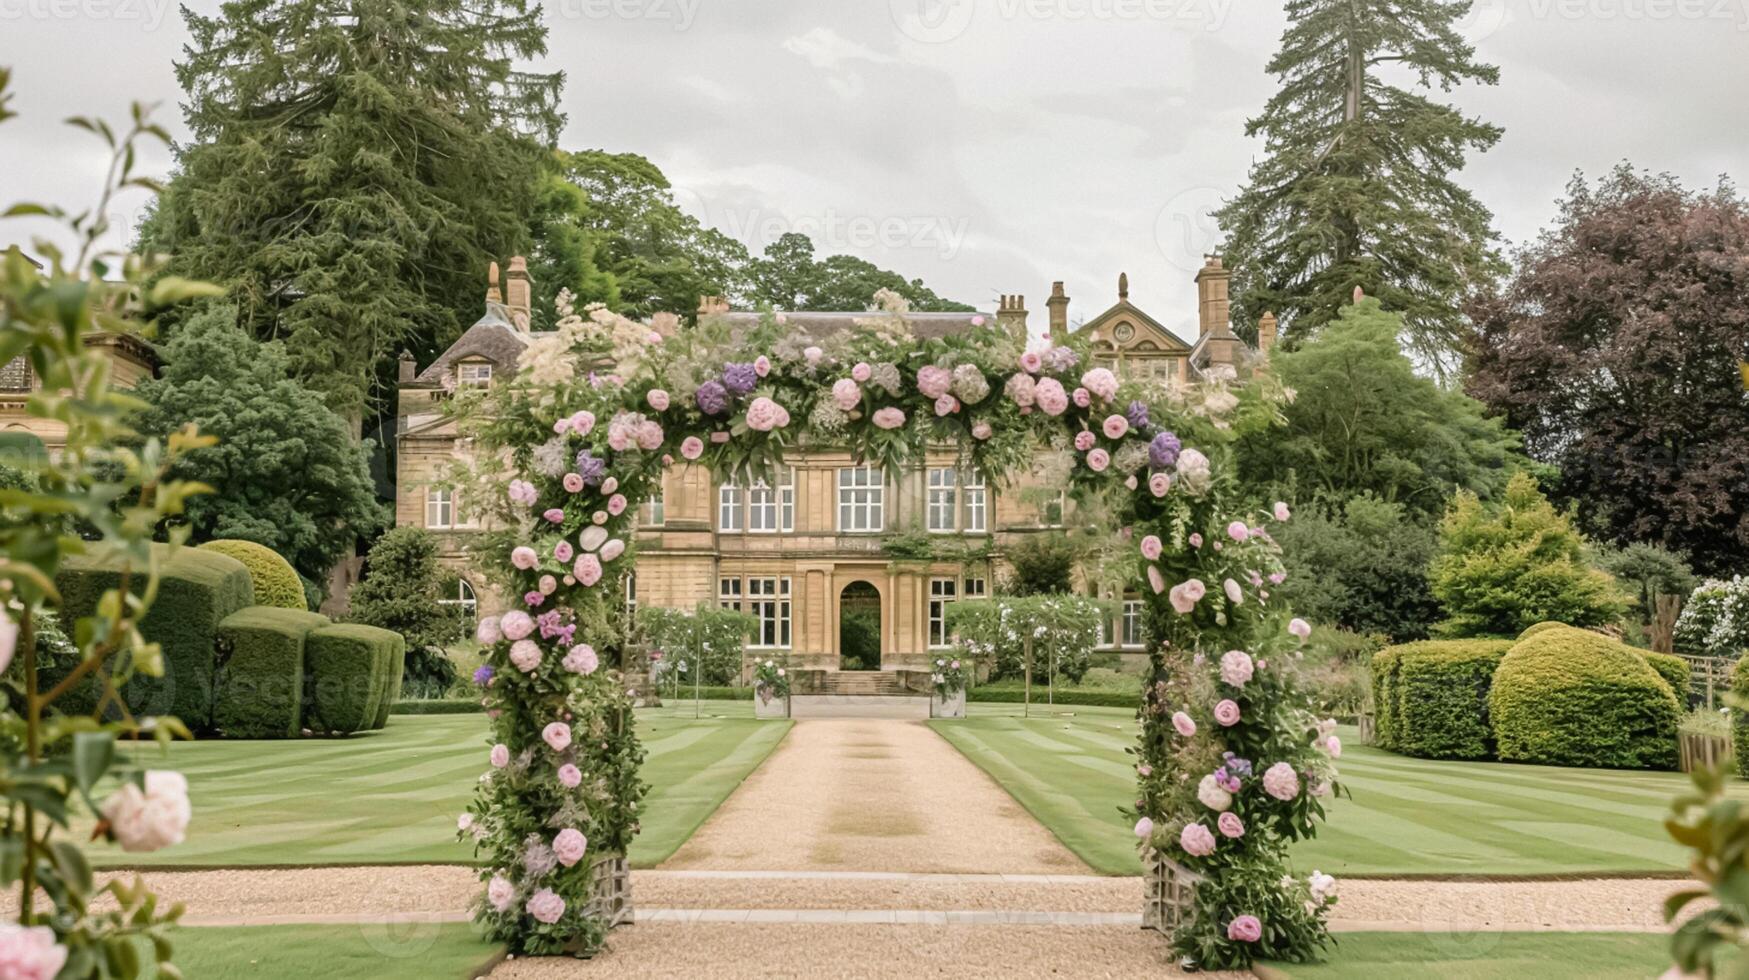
[754,355,772,377]
[1171,711,1196,737]
[934,394,959,416]
[873,407,907,430]
[852,362,872,382]
[487,875,515,912]
[1035,378,1068,415]
[0,925,67,980]
[1188,532,1203,548]
[1148,565,1167,595]
[1219,650,1254,687]
[1213,699,1241,726]
[1072,386,1091,408]
[1179,822,1216,857]
[553,828,587,867]
[647,389,671,411]
[526,889,565,925]
[476,617,502,645]
[553,541,573,564]
[1227,915,1262,943]
[100,770,190,852]
[917,365,952,399]
[1086,448,1110,472]
[1217,812,1246,839]
[569,410,595,435]
[832,378,862,410]
[490,744,510,768]
[563,644,599,675]
[573,553,603,587]
[601,539,625,562]
[746,396,788,432]
[1326,735,1343,758]
[681,436,705,460]
[1074,430,1096,451]
[1140,535,1163,560]
[508,480,537,506]
[1224,578,1244,605]
[1102,414,1128,439]
[1288,618,1312,640]
[607,494,628,516]
[1019,351,1042,374]
[511,546,539,570]
[510,640,542,673]
[557,764,583,788]
[562,473,585,493]
[500,611,534,641]
[1226,521,1250,542]
[636,420,664,451]
[1149,472,1171,497]
[1134,817,1154,839]
[1274,501,1291,521]
[1262,762,1301,801]
[543,722,573,752]
[1081,367,1119,401]
[972,421,993,441]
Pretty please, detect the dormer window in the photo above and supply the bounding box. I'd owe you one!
[457,362,493,388]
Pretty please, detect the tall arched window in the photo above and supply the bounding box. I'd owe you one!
[439,577,478,626]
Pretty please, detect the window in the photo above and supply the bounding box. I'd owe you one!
[963,473,987,533]
[718,577,742,611]
[438,578,477,623]
[718,481,744,532]
[927,468,957,533]
[625,574,638,621]
[1121,600,1143,648]
[929,578,957,648]
[1040,490,1066,528]
[748,469,795,533]
[456,362,493,388]
[425,488,456,529]
[747,578,792,648]
[642,484,665,526]
[837,466,884,532]
[964,576,987,599]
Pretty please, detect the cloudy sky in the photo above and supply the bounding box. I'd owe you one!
[4,0,1746,336]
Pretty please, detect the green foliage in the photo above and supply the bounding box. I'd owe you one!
[1664,752,1749,973]
[1368,645,1403,750]
[348,528,466,698]
[213,606,330,738]
[149,0,562,415]
[752,657,790,699]
[198,539,307,610]
[1602,543,1697,618]
[1384,640,1513,760]
[1517,621,1570,642]
[636,604,755,687]
[745,232,974,312]
[391,698,487,715]
[1733,658,1749,778]
[1488,629,1679,769]
[1677,706,1731,739]
[131,307,385,601]
[1215,2,1504,367]
[837,605,881,671]
[1676,576,1749,659]
[948,594,1107,684]
[49,545,255,728]
[966,687,1138,708]
[304,624,403,734]
[1644,652,1693,707]
[1431,473,1630,637]
[1000,533,1083,596]
[1272,496,1441,642]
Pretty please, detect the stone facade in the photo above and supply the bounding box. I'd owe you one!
[395,257,1268,675]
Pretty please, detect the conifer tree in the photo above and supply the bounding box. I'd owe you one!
[147,0,563,417]
[1216,0,1504,368]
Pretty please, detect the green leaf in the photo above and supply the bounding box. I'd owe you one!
[147,276,225,306]
[71,729,115,792]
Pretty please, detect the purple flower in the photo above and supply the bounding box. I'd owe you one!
[721,362,758,396]
[1149,430,1182,469]
[1126,400,1151,432]
[695,380,730,416]
[1041,346,1079,373]
[573,451,608,487]
[473,665,495,686]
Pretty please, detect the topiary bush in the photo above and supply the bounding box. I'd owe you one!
[1388,640,1514,759]
[198,539,308,610]
[1488,629,1680,769]
[213,606,329,738]
[1733,657,1749,779]
[1643,651,1692,706]
[1516,621,1570,642]
[1368,645,1404,749]
[50,544,254,727]
[304,623,403,735]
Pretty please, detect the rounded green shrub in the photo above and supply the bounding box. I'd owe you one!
[1387,640,1515,760]
[1642,651,1691,705]
[1516,621,1571,642]
[1488,629,1679,769]
[199,539,307,610]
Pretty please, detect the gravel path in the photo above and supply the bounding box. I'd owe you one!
[659,720,1089,875]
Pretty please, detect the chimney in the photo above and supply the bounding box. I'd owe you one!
[505,256,532,330]
[485,261,503,305]
[1257,311,1278,355]
[1196,255,1232,338]
[995,294,1028,343]
[697,295,732,316]
[397,350,417,384]
[1046,281,1069,345]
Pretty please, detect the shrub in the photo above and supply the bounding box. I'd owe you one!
[1272,497,1442,642]
[50,543,254,727]
[198,539,308,610]
[373,643,408,730]
[1733,657,1749,778]
[1643,651,1692,705]
[966,687,1139,708]
[391,698,485,715]
[1517,621,1569,641]
[1676,576,1749,659]
[349,528,466,697]
[213,606,329,738]
[304,624,403,734]
[1489,629,1679,769]
[1387,640,1514,759]
[1369,646,1404,749]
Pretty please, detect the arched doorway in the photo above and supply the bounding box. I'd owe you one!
[838,581,882,671]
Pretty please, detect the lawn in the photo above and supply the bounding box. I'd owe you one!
[146,924,496,979]
[92,706,789,868]
[931,704,1718,876]
[1274,931,1689,979]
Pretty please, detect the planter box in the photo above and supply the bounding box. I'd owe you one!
[1679,730,1730,773]
[931,690,966,718]
[1357,711,1376,745]
[583,852,633,929]
[1142,849,1203,938]
[753,684,789,719]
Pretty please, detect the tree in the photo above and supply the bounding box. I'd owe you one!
[1274,495,1440,642]
[1236,298,1518,520]
[1467,167,1749,576]
[744,232,975,312]
[132,307,386,601]
[145,0,562,416]
[348,527,465,697]
[1216,0,1504,367]
[523,162,622,324]
[1430,472,1629,637]
[1001,533,1082,596]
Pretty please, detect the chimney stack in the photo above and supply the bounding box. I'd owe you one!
[485,261,503,305]
[995,294,1028,344]
[1195,255,1231,338]
[697,295,731,316]
[398,350,416,384]
[1257,311,1278,355]
[505,256,532,330]
[1046,281,1069,345]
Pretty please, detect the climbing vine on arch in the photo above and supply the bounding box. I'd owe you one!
[451,290,1343,969]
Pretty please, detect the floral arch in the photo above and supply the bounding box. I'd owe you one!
[452,293,1343,970]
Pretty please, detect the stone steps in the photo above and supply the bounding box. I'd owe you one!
[788,695,930,720]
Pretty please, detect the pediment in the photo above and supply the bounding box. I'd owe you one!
[1074,300,1192,354]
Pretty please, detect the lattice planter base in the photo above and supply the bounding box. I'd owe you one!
[753,687,790,719]
[1142,849,1202,937]
[583,853,633,929]
[930,690,966,718]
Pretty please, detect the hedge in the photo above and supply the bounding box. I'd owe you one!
[1516,621,1570,642]
[1735,657,1749,779]
[1387,640,1514,760]
[967,687,1140,708]
[1488,629,1679,770]
[304,624,403,735]
[213,606,329,738]
[1369,645,1404,750]
[391,698,485,715]
[51,544,254,728]
[198,540,307,610]
[1642,651,1691,705]
[371,637,408,731]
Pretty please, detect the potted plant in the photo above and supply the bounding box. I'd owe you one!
[931,657,968,718]
[753,658,790,719]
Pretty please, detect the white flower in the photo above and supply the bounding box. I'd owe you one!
[1308,871,1338,904]
[1196,774,1232,812]
[100,770,191,852]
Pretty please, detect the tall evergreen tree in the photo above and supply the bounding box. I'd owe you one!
[1216,0,1504,368]
[146,0,563,417]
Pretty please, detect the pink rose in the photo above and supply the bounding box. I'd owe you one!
[490,744,510,768]
[476,617,502,645]
[1134,817,1154,839]
[510,640,542,673]
[579,526,608,552]
[934,394,959,416]
[500,611,534,641]
[1188,532,1203,548]
[681,436,705,460]
[573,554,603,587]
[1148,565,1166,595]
[647,389,671,411]
[1262,762,1300,801]
[507,480,537,506]
[1102,414,1128,439]
[553,541,574,564]
[1179,822,1216,857]
[553,828,587,867]
[1171,711,1196,737]
[1180,579,1206,603]
[852,362,872,382]
[1227,914,1262,943]
[1074,430,1096,451]
[592,511,608,525]
[1086,448,1110,472]
[803,345,823,365]
[832,378,862,410]
[754,355,772,377]
[1019,351,1042,374]
[917,365,952,399]
[972,421,993,441]
[1217,811,1245,839]
[557,763,582,788]
[636,420,664,451]
[601,539,625,562]
[746,396,787,432]
[563,473,585,493]
[1289,618,1312,640]
[525,888,565,925]
[873,407,907,430]
[1213,699,1241,726]
[1007,373,1037,407]
[1220,650,1255,686]
[542,722,573,752]
[0,925,65,979]
[1072,386,1091,408]
[1227,521,1250,542]
[570,411,595,435]
[1326,735,1343,758]
[1034,378,1068,416]
[1224,578,1244,605]
[1081,367,1119,401]
[543,508,564,524]
[608,494,628,516]
[487,875,515,912]
[563,644,599,675]
[1274,501,1291,521]
[1149,472,1171,498]
[511,546,538,571]
[1140,535,1162,561]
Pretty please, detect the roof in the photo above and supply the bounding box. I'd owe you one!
[414,302,530,384]
[1073,298,1194,352]
[711,311,988,340]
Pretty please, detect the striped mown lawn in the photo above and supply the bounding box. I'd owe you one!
[1274,931,1697,979]
[931,704,1730,876]
[91,707,789,868]
[148,923,496,979]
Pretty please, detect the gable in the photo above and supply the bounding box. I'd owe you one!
[1075,300,1193,356]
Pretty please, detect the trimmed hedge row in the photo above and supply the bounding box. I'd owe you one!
[1370,646,1404,751]
[1489,629,1678,770]
[1733,658,1749,779]
[1387,640,1514,760]
[305,624,404,733]
[968,687,1140,708]
[392,698,485,715]
[1643,652,1692,705]
[214,607,330,738]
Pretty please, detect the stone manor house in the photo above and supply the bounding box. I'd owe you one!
[393,257,1273,676]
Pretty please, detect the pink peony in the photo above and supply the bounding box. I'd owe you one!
[832,378,862,410]
[636,420,664,451]
[852,362,872,383]
[1148,565,1167,595]
[1219,649,1254,687]
[1074,431,1096,451]
[1034,378,1069,416]
[710,431,731,443]
[746,396,788,432]
[1168,584,1193,614]
[510,640,542,673]
[647,389,671,411]
[573,553,603,587]
[1274,501,1292,521]
[601,539,626,562]
[1149,472,1171,497]
[525,888,566,925]
[872,407,907,430]
[1019,351,1042,374]
[490,744,510,768]
[1102,414,1128,439]
[934,394,959,416]
[553,828,587,867]
[1134,817,1155,839]
[562,473,585,493]
[543,508,564,524]
[1288,618,1312,640]
[553,540,573,564]
[487,875,515,912]
[754,355,772,377]
[500,611,534,641]
[1081,367,1119,401]
[1224,578,1244,604]
[580,526,608,551]
[608,493,628,516]
[1217,811,1246,839]
[511,547,538,571]
[1262,762,1301,801]
[1140,535,1163,560]
[917,365,952,399]
[803,345,823,365]
[476,617,503,645]
[100,770,190,853]
[681,436,705,460]
[563,644,599,675]
[1227,914,1262,943]
[1007,373,1037,407]
[1213,699,1241,726]
[543,722,573,752]
[557,763,583,788]
[1188,532,1203,548]
[1172,711,1197,737]
[570,410,596,435]
[971,421,993,441]
[1072,386,1091,408]
[1326,735,1343,758]
[507,480,537,506]
[1179,822,1216,857]
[1226,520,1250,542]
[1086,448,1110,472]
[0,925,68,980]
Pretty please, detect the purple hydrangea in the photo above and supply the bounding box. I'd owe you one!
[473,665,495,686]
[536,609,576,646]
[1126,400,1151,433]
[721,362,758,396]
[574,450,608,487]
[1149,430,1182,470]
[696,379,730,415]
[1041,346,1079,373]
[1221,752,1253,778]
